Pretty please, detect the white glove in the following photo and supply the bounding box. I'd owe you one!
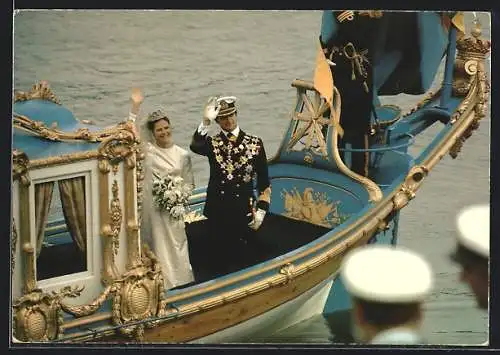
[203,96,221,123]
[248,208,266,231]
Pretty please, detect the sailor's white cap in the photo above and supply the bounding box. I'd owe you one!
[454,204,490,259]
[341,245,433,303]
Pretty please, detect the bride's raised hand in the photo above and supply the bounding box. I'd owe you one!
[130,87,144,106]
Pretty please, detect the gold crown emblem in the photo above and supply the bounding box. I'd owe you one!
[456,24,491,58]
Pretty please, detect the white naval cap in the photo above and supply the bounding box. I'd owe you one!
[454,204,490,259]
[341,245,433,303]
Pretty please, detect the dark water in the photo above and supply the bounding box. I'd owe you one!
[13,10,490,345]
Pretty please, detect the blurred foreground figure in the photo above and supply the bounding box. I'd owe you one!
[450,204,489,310]
[341,245,433,344]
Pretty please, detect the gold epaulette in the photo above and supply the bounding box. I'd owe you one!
[337,10,383,23]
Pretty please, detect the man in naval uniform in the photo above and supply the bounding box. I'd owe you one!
[341,245,434,345]
[319,11,453,177]
[190,96,271,275]
[319,11,382,177]
[450,204,489,311]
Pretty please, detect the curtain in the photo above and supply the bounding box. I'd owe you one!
[35,181,55,257]
[58,177,87,253]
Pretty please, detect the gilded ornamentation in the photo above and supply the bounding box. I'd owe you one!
[22,243,36,294]
[392,165,429,210]
[98,159,111,174]
[29,151,100,170]
[288,81,383,202]
[14,81,61,105]
[281,187,349,228]
[60,285,113,317]
[98,130,138,166]
[287,91,331,157]
[453,21,491,98]
[210,133,262,181]
[12,285,83,342]
[111,248,166,338]
[449,22,490,158]
[101,224,120,285]
[402,89,442,118]
[136,150,146,226]
[13,113,139,147]
[12,149,31,186]
[11,218,18,275]
[110,180,122,258]
[279,263,296,284]
[358,10,383,18]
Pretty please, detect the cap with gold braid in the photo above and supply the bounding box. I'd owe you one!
[216,96,238,119]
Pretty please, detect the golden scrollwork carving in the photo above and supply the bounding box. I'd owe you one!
[392,165,429,211]
[98,130,138,166]
[281,187,349,228]
[13,112,139,146]
[449,22,490,158]
[110,180,122,257]
[279,263,296,284]
[12,285,83,342]
[12,149,31,186]
[453,21,491,98]
[11,218,18,275]
[14,81,61,105]
[60,285,113,318]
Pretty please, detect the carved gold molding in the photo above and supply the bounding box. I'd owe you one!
[402,89,442,118]
[110,180,122,259]
[12,149,31,186]
[29,151,100,170]
[13,113,139,146]
[124,162,141,269]
[392,165,429,210]
[449,23,490,159]
[11,218,18,276]
[14,81,61,105]
[136,150,146,227]
[100,163,119,286]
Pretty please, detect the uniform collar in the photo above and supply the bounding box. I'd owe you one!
[222,126,240,138]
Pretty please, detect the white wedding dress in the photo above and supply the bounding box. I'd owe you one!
[141,142,195,290]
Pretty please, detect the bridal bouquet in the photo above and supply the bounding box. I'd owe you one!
[152,174,193,219]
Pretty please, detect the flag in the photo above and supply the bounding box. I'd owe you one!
[313,41,344,137]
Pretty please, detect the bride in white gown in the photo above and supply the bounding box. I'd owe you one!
[130,89,195,290]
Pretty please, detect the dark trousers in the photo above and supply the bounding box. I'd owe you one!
[333,49,373,177]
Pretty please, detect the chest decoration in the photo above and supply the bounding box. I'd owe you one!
[211,134,261,181]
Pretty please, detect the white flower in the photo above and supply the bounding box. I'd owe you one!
[151,173,193,219]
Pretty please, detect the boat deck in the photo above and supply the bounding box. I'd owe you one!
[186,213,331,285]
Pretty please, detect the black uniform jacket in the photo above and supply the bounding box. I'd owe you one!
[190,128,270,225]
